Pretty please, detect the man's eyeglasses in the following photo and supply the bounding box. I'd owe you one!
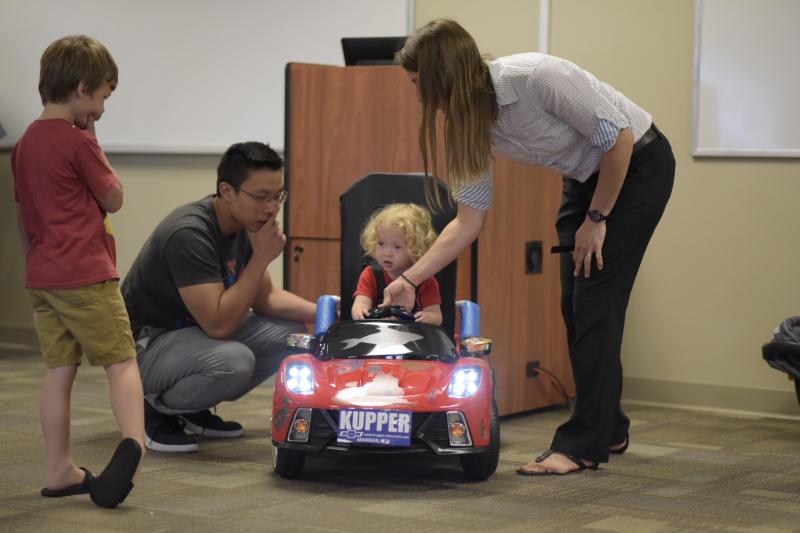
[236,187,288,205]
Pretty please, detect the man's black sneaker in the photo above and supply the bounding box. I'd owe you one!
[180,409,243,438]
[144,402,199,453]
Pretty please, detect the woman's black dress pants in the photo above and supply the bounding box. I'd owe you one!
[551,128,675,463]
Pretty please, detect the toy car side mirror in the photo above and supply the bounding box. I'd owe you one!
[286,333,318,352]
[460,336,492,357]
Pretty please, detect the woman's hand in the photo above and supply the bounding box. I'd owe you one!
[572,127,631,278]
[380,278,416,312]
[572,219,606,278]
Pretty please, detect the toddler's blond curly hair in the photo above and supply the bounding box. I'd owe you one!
[360,203,438,262]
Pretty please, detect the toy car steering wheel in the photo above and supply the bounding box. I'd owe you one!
[365,305,415,321]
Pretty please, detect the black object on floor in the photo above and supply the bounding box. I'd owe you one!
[762,316,800,404]
[90,438,142,508]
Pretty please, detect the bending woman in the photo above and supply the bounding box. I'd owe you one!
[383,19,675,475]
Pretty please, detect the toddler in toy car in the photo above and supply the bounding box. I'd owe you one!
[351,203,442,325]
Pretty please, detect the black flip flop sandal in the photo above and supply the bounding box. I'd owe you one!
[90,438,142,508]
[41,467,94,497]
[516,449,598,476]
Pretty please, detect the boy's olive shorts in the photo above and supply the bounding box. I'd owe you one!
[29,280,136,369]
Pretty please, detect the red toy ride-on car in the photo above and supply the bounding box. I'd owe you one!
[271,301,498,480]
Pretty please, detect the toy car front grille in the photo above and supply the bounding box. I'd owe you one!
[418,412,451,448]
[305,409,336,448]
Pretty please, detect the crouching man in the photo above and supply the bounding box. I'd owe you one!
[122,142,315,452]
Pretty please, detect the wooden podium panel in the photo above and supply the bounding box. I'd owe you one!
[286,64,430,240]
[287,238,341,303]
[284,63,460,299]
[284,62,573,415]
[478,156,574,414]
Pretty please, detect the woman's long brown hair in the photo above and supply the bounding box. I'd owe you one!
[396,19,497,210]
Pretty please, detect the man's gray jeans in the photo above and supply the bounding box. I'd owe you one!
[135,313,306,415]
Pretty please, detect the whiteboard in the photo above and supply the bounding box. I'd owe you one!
[693,0,800,157]
[0,0,411,153]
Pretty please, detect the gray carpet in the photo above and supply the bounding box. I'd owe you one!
[2,348,800,532]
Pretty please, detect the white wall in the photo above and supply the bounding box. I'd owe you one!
[0,0,410,152]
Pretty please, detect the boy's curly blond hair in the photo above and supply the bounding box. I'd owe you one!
[360,203,438,262]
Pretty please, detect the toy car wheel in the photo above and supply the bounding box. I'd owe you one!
[272,444,305,479]
[459,400,500,481]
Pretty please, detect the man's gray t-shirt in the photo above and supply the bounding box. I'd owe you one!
[122,196,251,336]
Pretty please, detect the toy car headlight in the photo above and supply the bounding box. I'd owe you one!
[285,363,314,395]
[448,367,482,398]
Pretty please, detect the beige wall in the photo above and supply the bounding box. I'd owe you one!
[0,153,29,331]
[415,0,800,414]
[415,0,540,56]
[106,153,284,290]
[3,0,799,415]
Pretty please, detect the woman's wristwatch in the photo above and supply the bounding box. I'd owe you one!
[587,209,608,223]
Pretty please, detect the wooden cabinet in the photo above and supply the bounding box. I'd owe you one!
[478,156,575,414]
[287,238,340,303]
[285,64,432,241]
[284,63,573,415]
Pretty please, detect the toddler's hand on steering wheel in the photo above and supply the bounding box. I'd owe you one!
[365,306,414,321]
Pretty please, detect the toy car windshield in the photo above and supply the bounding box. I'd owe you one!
[318,321,456,361]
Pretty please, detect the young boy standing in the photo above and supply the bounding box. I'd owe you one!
[12,35,144,509]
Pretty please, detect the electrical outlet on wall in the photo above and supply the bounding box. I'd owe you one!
[525,241,543,274]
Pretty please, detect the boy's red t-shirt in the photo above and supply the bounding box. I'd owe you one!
[354,266,441,310]
[12,119,120,289]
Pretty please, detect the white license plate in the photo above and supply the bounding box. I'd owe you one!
[336,408,412,447]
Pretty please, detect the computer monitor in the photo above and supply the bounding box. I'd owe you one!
[341,36,408,66]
